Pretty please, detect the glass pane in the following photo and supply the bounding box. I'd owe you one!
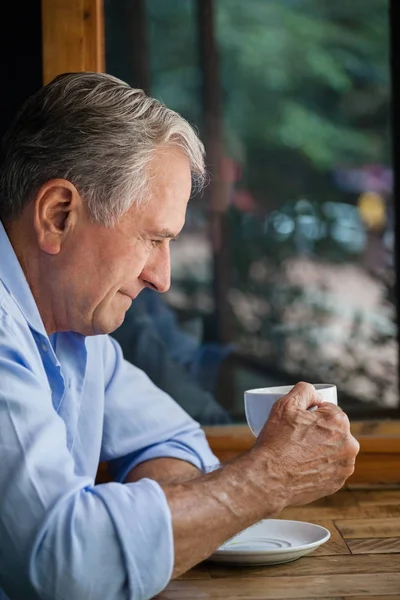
[105,0,397,424]
[213,0,396,418]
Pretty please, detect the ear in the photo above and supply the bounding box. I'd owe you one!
[33,179,83,255]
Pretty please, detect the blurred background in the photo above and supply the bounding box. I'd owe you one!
[105,0,396,423]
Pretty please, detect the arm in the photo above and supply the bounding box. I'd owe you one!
[101,336,220,484]
[126,457,201,485]
[1,316,216,600]
[1,311,357,600]
[125,383,360,578]
[0,316,140,599]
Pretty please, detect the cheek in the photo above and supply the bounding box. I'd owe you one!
[123,243,150,275]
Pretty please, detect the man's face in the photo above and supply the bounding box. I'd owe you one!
[48,146,192,335]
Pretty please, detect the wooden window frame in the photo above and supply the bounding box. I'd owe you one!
[41,0,104,84]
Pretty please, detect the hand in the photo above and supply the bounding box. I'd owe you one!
[255,381,360,508]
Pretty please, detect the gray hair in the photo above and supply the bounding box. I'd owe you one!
[0,72,206,226]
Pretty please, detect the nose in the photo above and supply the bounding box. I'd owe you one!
[140,243,171,293]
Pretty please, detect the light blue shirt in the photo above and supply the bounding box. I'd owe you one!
[0,221,218,600]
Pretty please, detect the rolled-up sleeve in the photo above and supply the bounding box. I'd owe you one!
[101,335,219,482]
[0,313,217,600]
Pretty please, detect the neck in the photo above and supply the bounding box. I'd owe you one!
[5,218,57,335]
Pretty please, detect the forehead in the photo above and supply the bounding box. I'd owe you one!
[138,147,192,222]
[148,145,192,197]
[136,191,189,234]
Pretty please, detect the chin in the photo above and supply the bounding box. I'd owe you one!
[108,308,130,334]
[89,312,123,336]
[92,295,131,335]
[111,314,127,333]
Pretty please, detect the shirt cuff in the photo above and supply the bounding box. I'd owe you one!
[93,478,174,599]
[114,438,219,484]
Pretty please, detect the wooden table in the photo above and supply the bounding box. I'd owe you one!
[156,487,400,599]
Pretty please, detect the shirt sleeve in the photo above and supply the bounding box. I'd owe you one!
[100,334,220,482]
[0,312,195,600]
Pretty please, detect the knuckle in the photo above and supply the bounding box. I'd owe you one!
[338,458,356,478]
[291,381,314,398]
[343,466,355,480]
[331,409,350,428]
[331,405,347,418]
[297,381,314,391]
[349,437,360,455]
[276,395,296,414]
[344,435,360,456]
[344,460,356,475]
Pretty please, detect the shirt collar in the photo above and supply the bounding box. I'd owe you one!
[0,220,48,337]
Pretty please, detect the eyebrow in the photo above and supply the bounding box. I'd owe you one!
[147,229,179,241]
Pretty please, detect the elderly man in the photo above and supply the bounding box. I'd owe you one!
[0,72,359,600]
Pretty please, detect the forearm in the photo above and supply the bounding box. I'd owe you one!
[125,457,202,485]
[162,448,284,578]
[125,451,282,578]
[122,385,359,581]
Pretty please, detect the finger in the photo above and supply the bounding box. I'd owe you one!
[315,404,351,431]
[284,381,323,410]
[349,435,360,456]
[316,402,348,419]
[318,401,343,412]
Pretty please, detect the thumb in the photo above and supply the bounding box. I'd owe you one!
[284,381,323,410]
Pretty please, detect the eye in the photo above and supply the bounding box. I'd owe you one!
[150,239,163,248]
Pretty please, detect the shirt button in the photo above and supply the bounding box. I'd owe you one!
[41,343,48,352]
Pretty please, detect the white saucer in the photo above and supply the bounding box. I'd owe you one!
[207,519,330,566]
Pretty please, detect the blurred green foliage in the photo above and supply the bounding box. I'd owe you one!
[105,0,395,408]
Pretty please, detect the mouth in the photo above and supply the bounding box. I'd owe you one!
[118,290,137,301]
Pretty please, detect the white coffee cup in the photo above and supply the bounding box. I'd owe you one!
[244,383,338,437]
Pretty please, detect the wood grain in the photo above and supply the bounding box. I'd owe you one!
[352,490,400,506]
[350,421,400,436]
[347,537,400,554]
[42,0,104,84]
[159,573,400,598]
[83,0,104,73]
[156,596,400,600]
[279,504,400,521]
[335,518,400,539]
[155,585,342,600]
[208,554,400,579]
[177,564,211,580]
[349,453,400,486]
[343,597,400,600]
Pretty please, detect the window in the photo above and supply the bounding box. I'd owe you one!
[105,0,397,423]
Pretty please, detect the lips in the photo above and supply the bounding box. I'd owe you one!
[119,289,139,301]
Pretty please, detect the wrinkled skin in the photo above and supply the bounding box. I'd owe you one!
[131,382,359,577]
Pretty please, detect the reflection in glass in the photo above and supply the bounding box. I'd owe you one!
[105,0,396,420]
